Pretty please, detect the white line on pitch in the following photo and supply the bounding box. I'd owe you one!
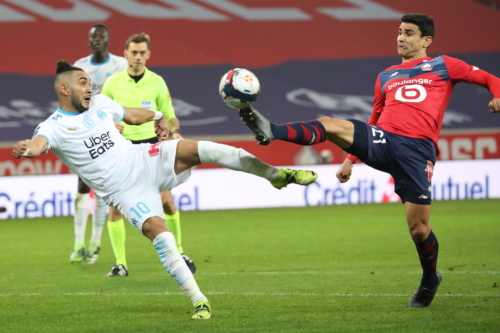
[1,270,499,280]
[207,271,500,275]
[0,292,498,297]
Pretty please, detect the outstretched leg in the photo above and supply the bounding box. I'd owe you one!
[174,139,317,189]
[405,202,441,307]
[238,106,355,149]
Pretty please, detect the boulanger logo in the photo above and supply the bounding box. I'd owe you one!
[395,84,427,103]
[387,78,433,90]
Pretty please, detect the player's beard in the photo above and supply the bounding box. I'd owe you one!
[70,91,89,113]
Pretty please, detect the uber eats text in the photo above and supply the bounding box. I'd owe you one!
[84,131,114,159]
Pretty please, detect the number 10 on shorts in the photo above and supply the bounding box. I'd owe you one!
[130,202,151,218]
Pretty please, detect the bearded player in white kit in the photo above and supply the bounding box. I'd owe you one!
[70,23,128,264]
[12,61,318,319]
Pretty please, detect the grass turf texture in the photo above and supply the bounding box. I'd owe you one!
[0,199,499,332]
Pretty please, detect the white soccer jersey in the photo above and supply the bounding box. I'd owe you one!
[74,53,128,96]
[34,95,140,198]
[34,95,189,228]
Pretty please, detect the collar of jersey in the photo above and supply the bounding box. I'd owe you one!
[57,108,80,116]
[126,67,149,83]
[399,56,434,68]
[90,53,111,66]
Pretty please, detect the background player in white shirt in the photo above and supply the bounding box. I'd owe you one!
[70,24,128,264]
[12,61,317,319]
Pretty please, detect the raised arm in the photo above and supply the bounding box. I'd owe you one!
[445,56,500,113]
[123,107,170,140]
[12,135,49,159]
[471,69,500,113]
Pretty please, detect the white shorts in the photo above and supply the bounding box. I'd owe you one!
[109,140,191,233]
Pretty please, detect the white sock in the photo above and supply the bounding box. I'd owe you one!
[198,141,279,181]
[74,193,90,243]
[153,232,207,304]
[90,195,107,243]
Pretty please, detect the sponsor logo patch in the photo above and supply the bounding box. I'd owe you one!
[148,142,163,157]
[83,131,114,159]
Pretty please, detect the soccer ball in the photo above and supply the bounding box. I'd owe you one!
[219,68,260,109]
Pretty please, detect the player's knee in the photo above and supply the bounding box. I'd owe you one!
[318,117,351,135]
[408,221,430,242]
[238,148,257,173]
[317,117,355,149]
[142,216,169,241]
[317,117,337,133]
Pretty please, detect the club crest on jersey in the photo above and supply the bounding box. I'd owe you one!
[96,110,107,120]
[83,115,95,129]
[421,63,433,71]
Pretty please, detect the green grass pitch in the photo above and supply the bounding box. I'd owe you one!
[1,199,499,332]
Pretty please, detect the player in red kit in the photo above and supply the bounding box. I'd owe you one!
[238,13,500,308]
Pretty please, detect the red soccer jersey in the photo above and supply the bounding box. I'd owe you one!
[347,55,500,163]
[373,56,477,147]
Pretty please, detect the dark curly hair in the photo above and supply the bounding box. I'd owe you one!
[56,60,83,75]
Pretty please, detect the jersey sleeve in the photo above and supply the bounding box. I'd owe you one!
[33,121,57,151]
[368,75,384,126]
[445,55,500,97]
[95,94,125,123]
[157,78,176,120]
[470,68,500,98]
[444,56,476,83]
